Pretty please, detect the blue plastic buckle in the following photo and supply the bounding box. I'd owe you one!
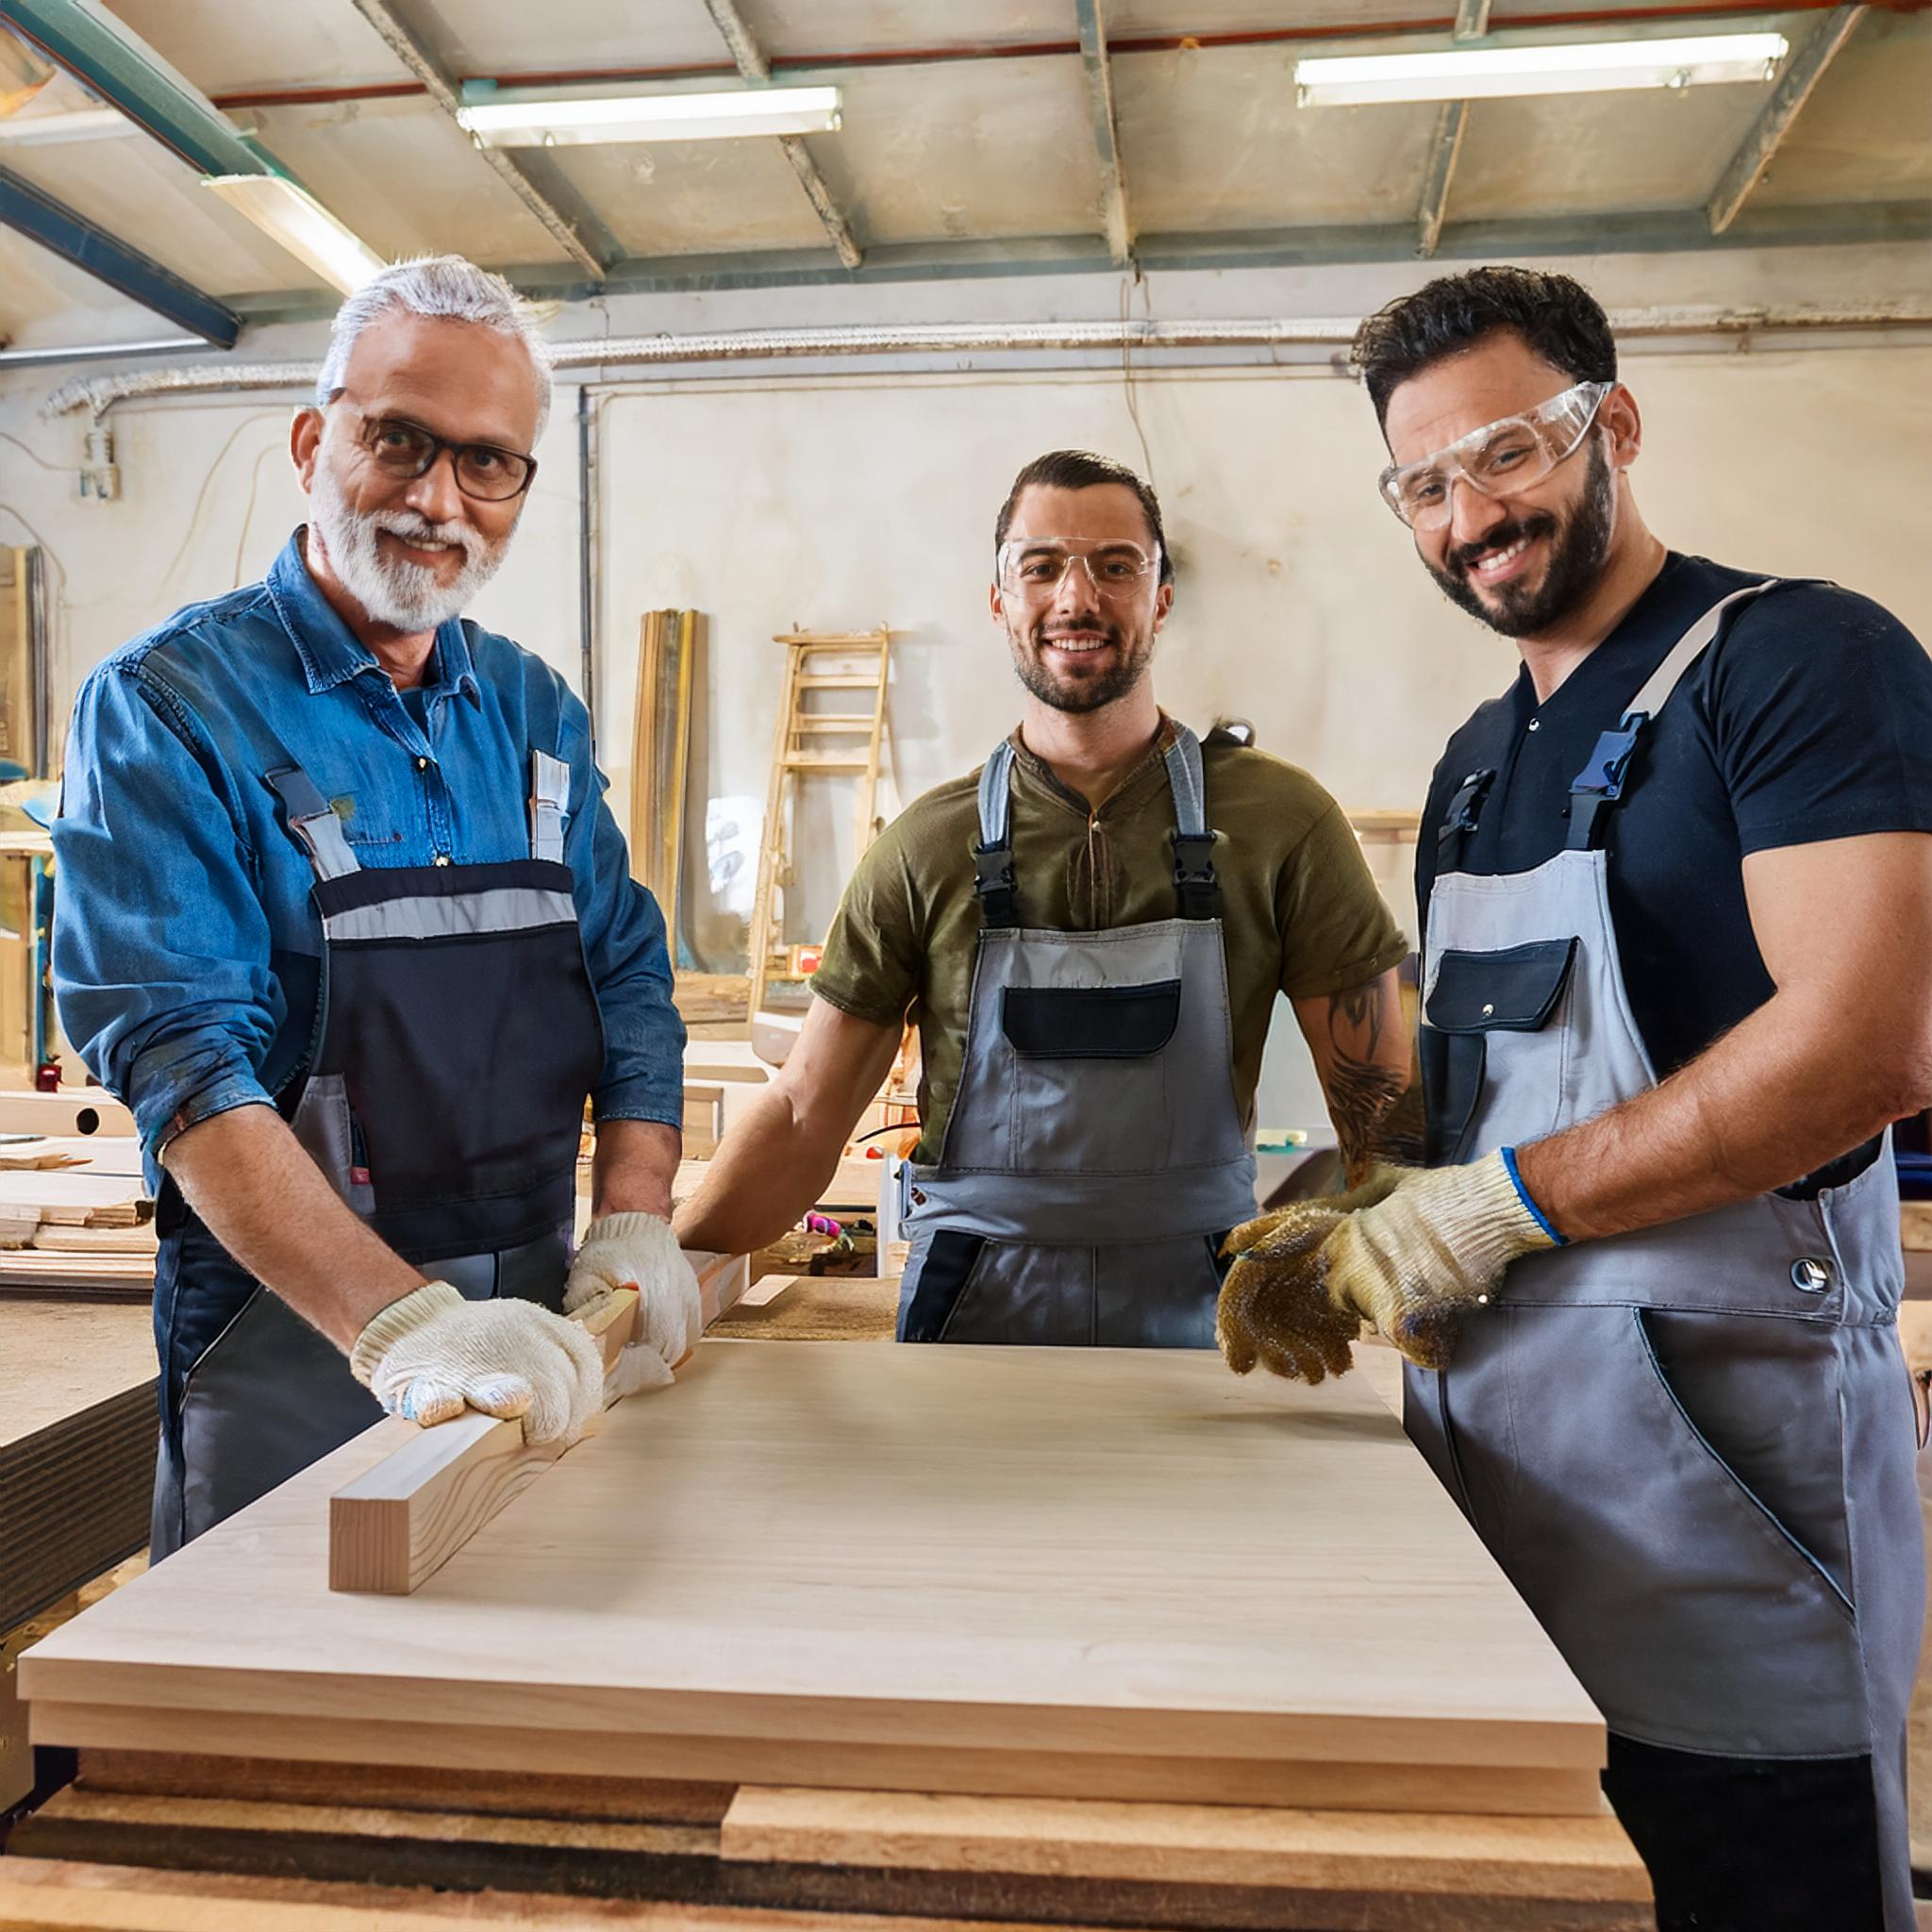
[1572,719,1643,801]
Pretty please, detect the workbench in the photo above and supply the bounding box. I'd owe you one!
[4,1274,1652,1931]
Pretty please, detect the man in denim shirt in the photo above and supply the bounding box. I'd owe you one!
[54,257,692,1556]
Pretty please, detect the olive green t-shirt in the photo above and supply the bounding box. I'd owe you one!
[812,724,1408,1162]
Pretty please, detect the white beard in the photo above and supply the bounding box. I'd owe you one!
[308,457,507,632]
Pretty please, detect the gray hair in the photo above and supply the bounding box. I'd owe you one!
[314,255,552,439]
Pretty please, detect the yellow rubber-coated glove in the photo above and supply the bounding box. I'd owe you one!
[350,1281,605,1441]
[563,1211,702,1399]
[1216,1166,1408,1382]
[1220,1150,1560,1379]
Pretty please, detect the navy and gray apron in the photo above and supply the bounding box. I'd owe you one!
[896,724,1257,1345]
[1407,582,1923,1927]
[149,749,605,1557]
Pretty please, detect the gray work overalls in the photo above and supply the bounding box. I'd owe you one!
[897,724,1258,1344]
[148,749,605,1557]
[1407,583,1924,1928]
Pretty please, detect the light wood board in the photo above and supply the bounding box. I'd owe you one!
[327,1289,641,1595]
[24,1341,1604,1814]
[721,1786,1648,1902]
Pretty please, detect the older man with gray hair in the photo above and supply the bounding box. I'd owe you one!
[53,256,692,1557]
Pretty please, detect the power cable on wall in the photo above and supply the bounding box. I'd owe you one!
[0,430,69,475]
[158,411,288,600]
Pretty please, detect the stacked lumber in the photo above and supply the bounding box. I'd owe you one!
[1,1300,158,1629]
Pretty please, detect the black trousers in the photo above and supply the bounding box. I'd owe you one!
[1604,1732,1887,1930]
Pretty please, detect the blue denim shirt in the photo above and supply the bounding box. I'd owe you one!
[53,530,685,1181]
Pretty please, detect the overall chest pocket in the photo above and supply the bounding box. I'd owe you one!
[1422,938,1576,1164]
[1003,979,1180,1173]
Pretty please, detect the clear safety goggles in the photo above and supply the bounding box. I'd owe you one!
[995,537,1162,599]
[1378,379,1613,531]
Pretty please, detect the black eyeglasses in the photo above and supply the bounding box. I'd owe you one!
[333,397,538,503]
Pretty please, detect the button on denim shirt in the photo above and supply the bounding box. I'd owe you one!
[53,530,685,1186]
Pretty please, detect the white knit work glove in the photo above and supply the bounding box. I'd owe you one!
[350,1281,605,1443]
[1220,1150,1559,1378]
[564,1211,701,1400]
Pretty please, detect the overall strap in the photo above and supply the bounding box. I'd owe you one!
[1436,766,1495,870]
[528,750,570,864]
[1163,724,1221,922]
[972,741,1021,929]
[265,765,359,882]
[972,727,1222,929]
[1567,579,1777,852]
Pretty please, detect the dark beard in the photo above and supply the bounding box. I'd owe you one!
[1428,439,1615,639]
[1010,623,1154,714]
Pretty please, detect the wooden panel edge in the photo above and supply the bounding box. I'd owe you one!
[718,1786,1650,1904]
[25,1705,1606,1818]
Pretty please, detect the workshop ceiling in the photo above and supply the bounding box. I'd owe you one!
[0,0,1928,345]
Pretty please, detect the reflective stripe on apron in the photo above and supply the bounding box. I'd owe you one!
[149,749,606,1558]
[1408,583,1924,1929]
[896,724,1258,1346]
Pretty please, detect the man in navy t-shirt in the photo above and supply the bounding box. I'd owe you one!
[1216,266,1932,1930]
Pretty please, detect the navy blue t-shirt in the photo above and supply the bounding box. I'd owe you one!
[1416,553,1932,1079]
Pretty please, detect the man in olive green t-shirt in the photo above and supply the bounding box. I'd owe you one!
[679,449,1408,1354]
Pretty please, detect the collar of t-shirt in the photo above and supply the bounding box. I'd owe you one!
[1502,551,1744,739]
[1006,712,1181,824]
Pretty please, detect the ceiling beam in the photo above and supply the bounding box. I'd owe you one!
[0,163,242,344]
[701,0,862,270]
[343,0,609,277]
[2,0,269,176]
[1415,101,1469,258]
[1074,0,1134,269]
[1415,0,1488,256]
[1707,4,1867,234]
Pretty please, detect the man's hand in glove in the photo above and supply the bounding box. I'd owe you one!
[1218,1150,1561,1381]
[564,1211,703,1398]
[351,1283,605,1443]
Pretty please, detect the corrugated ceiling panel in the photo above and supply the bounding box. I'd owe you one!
[1749,13,1932,207]
[816,56,1097,246]
[0,228,167,342]
[0,136,331,294]
[1120,42,1429,233]
[105,0,409,94]
[247,97,567,266]
[544,134,827,256]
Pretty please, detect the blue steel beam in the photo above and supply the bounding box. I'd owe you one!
[0,163,241,345]
[0,0,269,179]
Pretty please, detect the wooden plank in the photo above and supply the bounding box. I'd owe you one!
[327,1289,641,1595]
[721,1786,1650,1903]
[24,1343,1605,1812]
[26,1698,1599,1816]
[328,1257,749,1595]
[683,1084,724,1161]
[1902,1199,1932,1254]
[708,1274,897,1343]
[75,1748,736,1823]
[0,1091,135,1137]
[0,1859,1118,1932]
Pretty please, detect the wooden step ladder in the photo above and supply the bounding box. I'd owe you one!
[747,627,892,1017]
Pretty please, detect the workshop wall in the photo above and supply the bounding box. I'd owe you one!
[4,311,1927,1139]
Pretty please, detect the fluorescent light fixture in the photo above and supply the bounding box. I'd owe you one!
[0,108,135,145]
[201,173,386,294]
[455,85,841,148]
[1295,32,1788,107]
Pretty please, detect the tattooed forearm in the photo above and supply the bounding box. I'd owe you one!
[1325,1052,1411,1183]
[1296,973,1420,1184]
